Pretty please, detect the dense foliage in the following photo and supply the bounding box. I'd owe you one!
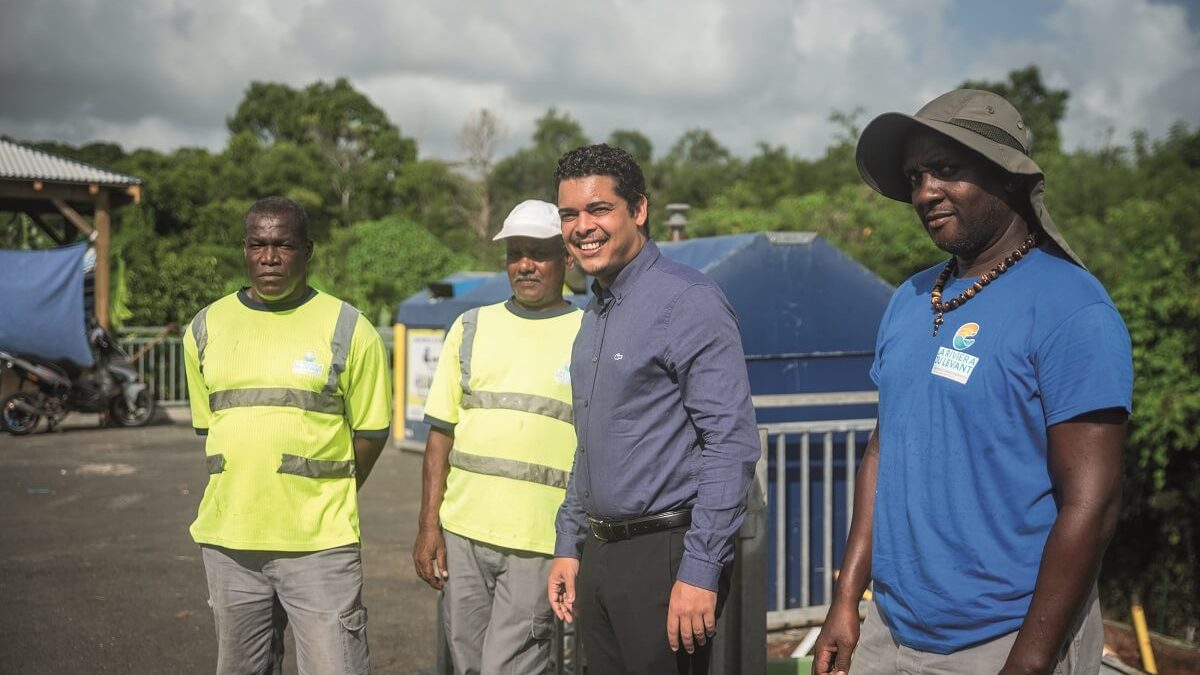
[2,67,1195,637]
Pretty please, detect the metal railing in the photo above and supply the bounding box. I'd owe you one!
[758,417,875,630]
[115,326,395,406]
[754,392,875,630]
[117,329,187,405]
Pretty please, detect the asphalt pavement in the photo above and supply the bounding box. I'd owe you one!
[0,413,440,675]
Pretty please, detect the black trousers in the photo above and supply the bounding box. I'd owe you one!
[576,525,731,675]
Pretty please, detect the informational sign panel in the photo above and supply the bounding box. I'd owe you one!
[405,328,445,422]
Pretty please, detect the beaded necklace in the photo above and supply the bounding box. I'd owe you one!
[930,233,1038,336]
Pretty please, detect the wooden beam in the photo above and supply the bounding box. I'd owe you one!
[23,211,65,245]
[0,181,132,205]
[0,198,79,215]
[94,190,111,330]
[51,198,95,238]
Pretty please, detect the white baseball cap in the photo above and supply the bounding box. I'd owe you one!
[492,199,562,241]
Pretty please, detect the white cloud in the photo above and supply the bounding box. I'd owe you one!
[0,0,1195,160]
[973,0,1200,149]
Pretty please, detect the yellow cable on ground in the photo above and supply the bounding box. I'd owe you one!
[1131,595,1158,675]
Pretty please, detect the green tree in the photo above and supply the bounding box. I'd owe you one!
[227,82,308,145]
[226,79,418,226]
[457,108,507,245]
[393,158,477,255]
[653,128,740,216]
[312,215,471,325]
[608,129,654,167]
[492,108,590,231]
[803,108,866,194]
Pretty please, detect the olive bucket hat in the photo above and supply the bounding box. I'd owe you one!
[856,88,1084,267]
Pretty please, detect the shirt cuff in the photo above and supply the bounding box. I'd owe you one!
[553,531,585,558]
[353,428,390,440]
[676,554,723,592]
[424,414,456,433]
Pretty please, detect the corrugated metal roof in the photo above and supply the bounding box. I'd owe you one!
[0,138,142,186]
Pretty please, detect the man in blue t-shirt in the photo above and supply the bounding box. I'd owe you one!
[814,90,1132,675]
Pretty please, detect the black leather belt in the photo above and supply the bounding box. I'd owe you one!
[588,509,692,542]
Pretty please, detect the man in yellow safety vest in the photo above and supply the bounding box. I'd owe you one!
[184,196,392,675]
[412,199,582,674]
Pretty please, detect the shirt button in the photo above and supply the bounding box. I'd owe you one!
[583,400,589,407]
[591,356,598,363]
[584,490,590,498]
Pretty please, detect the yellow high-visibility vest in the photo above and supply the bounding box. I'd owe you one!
[183,289,391,551]
[423,300,582,555]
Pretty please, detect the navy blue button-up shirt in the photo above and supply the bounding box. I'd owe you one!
[553,240,760,591]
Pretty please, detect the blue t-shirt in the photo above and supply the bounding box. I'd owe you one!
[869,244,1132,653]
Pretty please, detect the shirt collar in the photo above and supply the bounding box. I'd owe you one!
[237,286,317,312]
[504,297,578,320]
[592,239,660,304]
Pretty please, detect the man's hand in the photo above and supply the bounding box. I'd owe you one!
[412,527,448,590]
[548,557,580,623]
[667,580,717,654]
[812,600,860,675]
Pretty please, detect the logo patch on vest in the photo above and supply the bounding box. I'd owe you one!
[293,350,325,378]
[554,365,571,384]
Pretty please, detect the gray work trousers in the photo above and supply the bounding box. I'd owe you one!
[442,530,555,675]
[201,544,370,675]
[850,585,1103,675]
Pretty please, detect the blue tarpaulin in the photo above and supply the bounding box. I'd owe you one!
[0,242,93,366]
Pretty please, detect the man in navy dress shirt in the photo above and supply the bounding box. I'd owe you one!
[546,144,760,675]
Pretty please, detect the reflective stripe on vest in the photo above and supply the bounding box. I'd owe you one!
[209,387,345,415]
[458,307,480,394]
[324,302,358,395]
[193,305,211,372]
[449,448,569,490]
[456,307,573,425]
[278,453,356,479]
[196,301,357,414]
[206,454,225,474]
[461,391,574,424]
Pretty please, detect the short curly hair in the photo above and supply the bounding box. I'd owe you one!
[555,144,651,232]
[244,196,309,241]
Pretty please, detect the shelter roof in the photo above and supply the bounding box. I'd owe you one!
[0,138,142,187]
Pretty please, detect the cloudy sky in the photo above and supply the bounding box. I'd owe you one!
[2,0,1198,162]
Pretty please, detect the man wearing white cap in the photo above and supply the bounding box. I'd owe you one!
[412,200,582,674]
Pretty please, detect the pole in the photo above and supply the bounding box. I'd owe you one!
[94,190,112,329]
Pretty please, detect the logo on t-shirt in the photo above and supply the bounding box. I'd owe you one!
[952,322,980,351]
[933,323,981,384]
[292,350,325,378]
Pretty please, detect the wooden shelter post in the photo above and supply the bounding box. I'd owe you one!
[94,190,111,329]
